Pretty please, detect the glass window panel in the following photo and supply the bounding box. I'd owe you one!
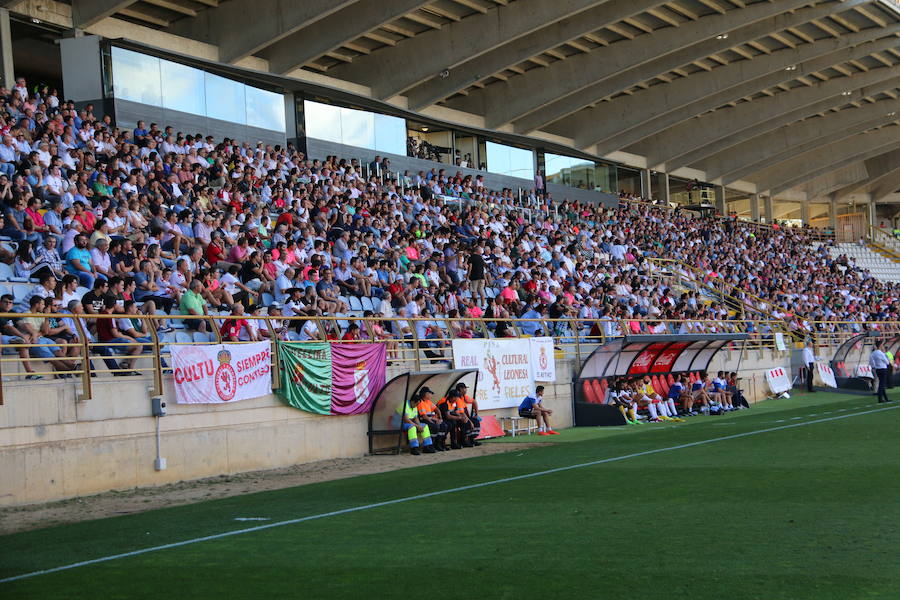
[340,107,375,149]
[111,46,161,106]
[374,113,406,155]
[304,100,342,143]
[569,159,594,190]
[205,72,246,124]
[246,86,286,131]
[507,145,534,180]
[544,153,571,186]
[486,141,511,177]
[160,59,205,116]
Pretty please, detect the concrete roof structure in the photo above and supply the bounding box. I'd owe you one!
[7,0,900,204]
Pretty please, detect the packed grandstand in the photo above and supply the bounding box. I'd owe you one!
[0,78,898,385]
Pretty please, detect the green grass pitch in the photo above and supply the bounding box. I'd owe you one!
[2,390,899,599]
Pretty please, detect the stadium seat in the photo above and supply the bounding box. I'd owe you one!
[590,379,605,403]
[651,375,666,396]
[175,332,193,344]
[582,379,598,404]
[666,373,676,387]
[261,292,274,307]
[361,296,375,311]
[0,263,12,280]
[599,378,609,397]
[192,331,213,344]
[348,296,363,311]
[11,282,30,304]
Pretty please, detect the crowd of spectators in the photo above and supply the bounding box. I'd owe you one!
[0,76,899,378]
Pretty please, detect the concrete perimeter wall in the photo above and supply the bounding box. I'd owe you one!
[0,345,811,508]
[0,362,575,507]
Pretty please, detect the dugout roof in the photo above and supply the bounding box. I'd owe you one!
[578,333,749,380]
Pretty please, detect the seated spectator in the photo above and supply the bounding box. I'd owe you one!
[1,294,42,379]
[117,300,153,350]
[95,296,141,376]
[179,279,209,332]
[220,303,255,342]
[341,323,361,342]
[65,233,96,289]
[17,295,77,376]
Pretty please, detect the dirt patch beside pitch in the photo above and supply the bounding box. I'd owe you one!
[0,442,541,535]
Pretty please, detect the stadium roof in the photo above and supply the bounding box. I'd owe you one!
[10,0,900,202]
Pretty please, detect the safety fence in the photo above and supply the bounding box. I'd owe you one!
[2,312,897,404]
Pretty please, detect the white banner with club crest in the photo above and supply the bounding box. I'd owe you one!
[452,338,555,410]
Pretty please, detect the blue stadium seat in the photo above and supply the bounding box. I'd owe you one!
[175,332,193,344]
[348,296,363,311]
[0,263,12,280]
[361,297,375,311]
[11,282,31,304]
[261,292,274,306]
[192,331,212,344]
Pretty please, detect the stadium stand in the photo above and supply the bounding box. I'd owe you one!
[0,76,898,389]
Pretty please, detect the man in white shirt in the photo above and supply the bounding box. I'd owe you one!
[870,341,891,403]
[801,341,819,393]
[275,268,295,304]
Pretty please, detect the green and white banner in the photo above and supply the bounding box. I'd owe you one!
[277,342,332,415]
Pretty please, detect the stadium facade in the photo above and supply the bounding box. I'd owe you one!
[1,0,899,226]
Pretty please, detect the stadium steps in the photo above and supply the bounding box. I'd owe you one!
[827,243,900,283]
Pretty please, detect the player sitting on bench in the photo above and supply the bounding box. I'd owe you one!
[519,386,558,436]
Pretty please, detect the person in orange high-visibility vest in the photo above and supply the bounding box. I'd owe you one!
[455,382,481,445]
[417,390,449,451]
[439,388,474,449]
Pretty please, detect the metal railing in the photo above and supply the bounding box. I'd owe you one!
[647,257,782,321]
[5,311,892,405]
[868,225,900,261]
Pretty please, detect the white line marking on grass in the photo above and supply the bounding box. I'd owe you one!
[233,518,270,522]
[3,403,898,585]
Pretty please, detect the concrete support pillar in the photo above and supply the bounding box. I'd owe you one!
[800,201,810,225]
[750,193,760,222]
[764,196,774,224]
[0,9,14,91]
[714,185,726,215]
[657,172,670,204]
[640,168,652,200]
[829,196,838,231]
[868,200,877,228]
